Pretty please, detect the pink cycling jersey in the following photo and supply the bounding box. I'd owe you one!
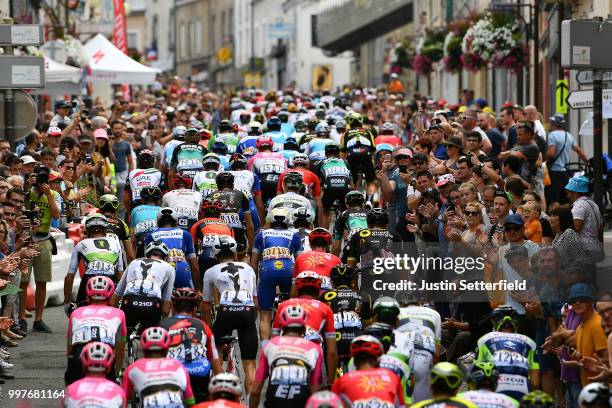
[255,335,324,385]
[67,305,127,347]
[63,377,126,408]
[122,357,195,408]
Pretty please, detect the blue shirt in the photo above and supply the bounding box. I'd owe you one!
[112,140,132,173]
[547,130,576,171]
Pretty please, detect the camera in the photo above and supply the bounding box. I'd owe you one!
[35,165,49,186]
[23,209,37,223]
[84,154,94,165]
[399,164,408,174]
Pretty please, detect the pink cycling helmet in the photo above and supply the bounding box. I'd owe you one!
[140,326,171,351]
[80,342,115,373]
[86,276,115,300]
[305,391,343,408]
[256,136,274,149]
[279,304,307,330]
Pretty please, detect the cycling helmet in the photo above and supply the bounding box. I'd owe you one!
[140,186,162,203]
[212,141,229,155]
[279,304,307,330]
[294,120,307,132]
[307,118,320,132]
[315,109,326,120]
[248,121,263,135]
[292,206,312,228]
[208,373,243,398]
[203,154,222,170]
[345,191,365,207]
[349,335,384,358]
[202,199,223,217]
[137,149,155,168]
[172,287,202,304]
[520,391,554,408]
[239,112,251,125]
[270,207,290,226]
[256,135,274,150]
[367,208,389,227]
[172,171,193,188]
[145,240,170,259]
[84,214,109,233]
[230,153,248,170]
[292,153,309,167]
[284,137,299,151]
[330,264,356,287]
[140,326,171,351]
[173,126,187,138]
[309,227,332,246]
[283,171,303,190]
[324,143,340,156]
[305,391,343,408]
[185,128,200,142]
[212,235,238,257]
[215,171,235,190]
[492,305,519,332]
[346,112,364,128]
[315,122,330,135]
[278,110,290,122]
[468,360,498,389]
[335,119,347,131]
[430,362,464,390]
[372,296,400,321]
[86,275,115,300]
[80,342,114,373]
[157,207,178,225]
[295,271,322,292]
[99,194,119,211]
[267,116,282,131]
[380,122,395,135]
[577,383,611,408]
[190,120,204,130]
[363,322,394,353]
[218,120,233,133]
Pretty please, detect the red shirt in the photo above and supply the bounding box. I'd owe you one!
[276,167,321,197]
[193,400,246,408]
[273,297,335,342]
[332,368,405,407]
[375,135,403,147]
[294,250,341,290]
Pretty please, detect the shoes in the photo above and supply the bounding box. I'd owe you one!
[0,360,13,369]
[4,330,23,340]
[0,371,15,380]
[9,325,25,337]
[18,319,27,334]
[32,320,52,333]
[0,338,17,347]
[24,310,32,318]
[0,349,10,359]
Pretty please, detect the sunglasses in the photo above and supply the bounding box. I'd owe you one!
[570,299,589,305]
[65,166,75,170]
[504,225,522,232]
[464,210,479,216]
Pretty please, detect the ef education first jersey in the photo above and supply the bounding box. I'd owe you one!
[68,304,127,347]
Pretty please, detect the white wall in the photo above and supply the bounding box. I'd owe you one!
[144,0,174,71]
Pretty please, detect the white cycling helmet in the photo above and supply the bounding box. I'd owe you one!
[208,373,243,397]
[578,382,611,407]
[212,235,237,257]
[145,240,170,259]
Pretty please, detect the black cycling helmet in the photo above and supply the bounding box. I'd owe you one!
[218,120,232,133]
[363,322,395,353]
[324,143,340,156]
[284,138,299,151]
[137,149,155,168]
[230,153,248,170]
[468,361,498,390]
[267,117,282,131]
[215,172,235,190]
[239,112,251,125]
[345,191,365,207]
[330,264,356,287]
[203,154,222,171]
[140,186,162,203]
[492,305,519,332]
[367,208,389,227]
[284,171,303,190]
[212,141,229,155]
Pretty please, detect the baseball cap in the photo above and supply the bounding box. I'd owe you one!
[55,100,69,110]
[435,173,455,187]
[21,155,37,165]
[93,129,109,140]
[444,136,463,149]
[567,283,595,303]
[504,214,524,227]
[457,106,468,114]
[396,148,413,159]
[78,134,93,143]
[565,175,589,193]
[422,187,440,201]
[550,113,566,125]
[47,126,62,136]
[49,171,63,182]
[412,152,428,162]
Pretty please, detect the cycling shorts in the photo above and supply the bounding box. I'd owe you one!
[336,329,361,358]
[172,261,194,288]
[190,373,210,404]
[232,228,248,254]
[257,259,293,310]
[65,344,115,386]
[260,181,278,206]
[410,348,434,402]
[120,295,162,332]
[265,385,310,408]
[346,153,376,183]
[239,197,261,231]
[213,307,258,360]
[322,188,350,212]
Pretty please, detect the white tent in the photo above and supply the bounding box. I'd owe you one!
[30,56,82,96]
[83,34,160,84]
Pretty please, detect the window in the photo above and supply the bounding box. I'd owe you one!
[127,32,138,49]
[221,11,226,39]
[152,14,158,45]
[179,23,186,59]
[211,14,216,52]
[188,21,195,58]
[194,20,203,55]
[229,8,233,36]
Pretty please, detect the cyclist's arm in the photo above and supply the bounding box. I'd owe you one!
[529,348,541,390]
[250,241,261,271]
[204,325,223,375]
[244,212,255,252]
[185,232,201,291]
[310,347,324,393]
[121,367,133,400]
[182,367,196,407]
[66,319,73,356]
[250,350,269,408]
[115,330,125,374]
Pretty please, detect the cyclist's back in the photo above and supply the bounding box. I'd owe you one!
[332,367,405,407]
[128,167,162,203]
[162,189,202,231]
[294,250,341,291]
[145,227,196,288]
[273,297,335,343]
[64,376,125,408]
[411,395,478,408]
[458,389,519,408]
[320,287,362,358]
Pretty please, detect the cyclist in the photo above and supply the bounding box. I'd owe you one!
[208,120,240,154]
[331,191,369,256]
[229,153,265,230]
[99,194,135,264]
[65,276,126,385]
[190,199,233,255]
[341,113,376,192]
[169,127,208,182]
[162,171,202,231]
[294,228,341,291]
[279,137,300,167]
[374,122,403,147]
[267,171,313,225]
[520,391,554,408]
[331,335,405,407]
[145,207,200,290]
[160,288,223,403]
[475,305,540,401]
[291,206,314,252]
[316,143,353,228]
[459,361,519,408]
[273,272,338,385]
[126,149,163,209]
[162,126,186,170]
[250,305,324,408]
[305,122,336,163]
[111,240,175,331]
[122,326,196,407]
[63,342,126,408]
[210,142,231,170]
[130,186,162,257]
[264,116,288,152]
[201,236,258,392]
[193,373,245,408]
[251,207,302,341]
[371,297,414,368]
[410,362,477,408]
[277,153,323,219]
[248,135,287,205]
[65,214,124,306]
[192,154,222,197]
[305,391,343,408]
[236,121,262,159]
[577,383,611,408]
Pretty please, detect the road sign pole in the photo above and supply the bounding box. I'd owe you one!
[2,18,14,150]
[594,70,604,211]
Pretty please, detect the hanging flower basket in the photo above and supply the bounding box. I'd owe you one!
[443,31,463,73]
[412,28,446,75]
[64,35,89,68]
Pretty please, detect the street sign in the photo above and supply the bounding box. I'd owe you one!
[267,22,295,39]
[0,56,45,89]
[244,72,261,88]
[562,19,612,69]
[576,70,612,85]
[566,88,612,109]
[556,80,569,114]
[41,40,67,64]
[0,90,37,140]
[0,24,43,46]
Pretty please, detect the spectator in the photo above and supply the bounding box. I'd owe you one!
[565,176,604,261]
[110,120,134,219]
[477,111,505,160]
[16,131,42,157]
[518,200,543,244]
[49,100,72,128]
[499,106,517,149]
[459,109,492,154]
[524,105,546,142]
[45,127,63,152]
[39,148,57,171]
[439,136,463,172]
[380,148,413,241]
[499,121,540,187]
[20,156,37,177]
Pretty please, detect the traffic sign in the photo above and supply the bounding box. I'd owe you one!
[566,88,612,109]
[0,56,45,88]
[562,19,612,69]
[0,90,37,140]
[576,70,612,85]
[556,79,569,114]
[0,24,42,45]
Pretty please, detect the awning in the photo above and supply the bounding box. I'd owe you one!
[30,56,82,96]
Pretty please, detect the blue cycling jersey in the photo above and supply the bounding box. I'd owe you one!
[237,136,258,159]
[145,227,196,288]
[264,130,288,152]
[280,150,299,167]
[130,205,161,236]
[253,228,302,263]
[281,123,295,137]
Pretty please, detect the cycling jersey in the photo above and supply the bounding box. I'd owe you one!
[332,368,405,408]
[276,168,321,199]
[273,298,335,343]
[192,170,219,197]
[298,133,316,152]
[320,288,363,356]
[68,304,127,347]
[476,332,540,400]
[190,217,233,253]
[264,130,288,152]
[122,357,196,408]
[208,132,240,154]
[114,258,175,301]
[333,208,369,241]
[162,189,203,231]
[131,205,161,237]
[64,377,126,408]
[236,136,258,159]
[290,227,312,252]
[267,192,313,224]
[230,170,261,200]
[280,149,298,167]
[398,305,442,346]
[374,135,402,147]
[205,189,250,252]
[293,250,341,291]
[193,399,245,408]
[317,157,352,191]
[305,137,336,162]
[170,143,207,177]
[379,353,413,405]
[145,227,196,288]
[343,228,401,272]
[411,396,478,408]
[128,168,163,202]
[341,128,376,157]
[255,335,323,407]
[458,390,520,408]
[280,122,295,137]
[248,152,287,204]
[163,139,184,166]
[106,215,130,242]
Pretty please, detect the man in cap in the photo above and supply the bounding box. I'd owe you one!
[45,127,63,151]
[50,100,72,128]
[565,176,604,261]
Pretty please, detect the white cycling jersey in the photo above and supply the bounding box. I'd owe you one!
[459,390,519,408]
[68,237,124,277]
[202,261,257,307]
[128,168,163,201]
[162,189,203,230]
[114,258,175,301]
[267,192,313,225]
[230,170,256,199]
[192,170,218,197]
